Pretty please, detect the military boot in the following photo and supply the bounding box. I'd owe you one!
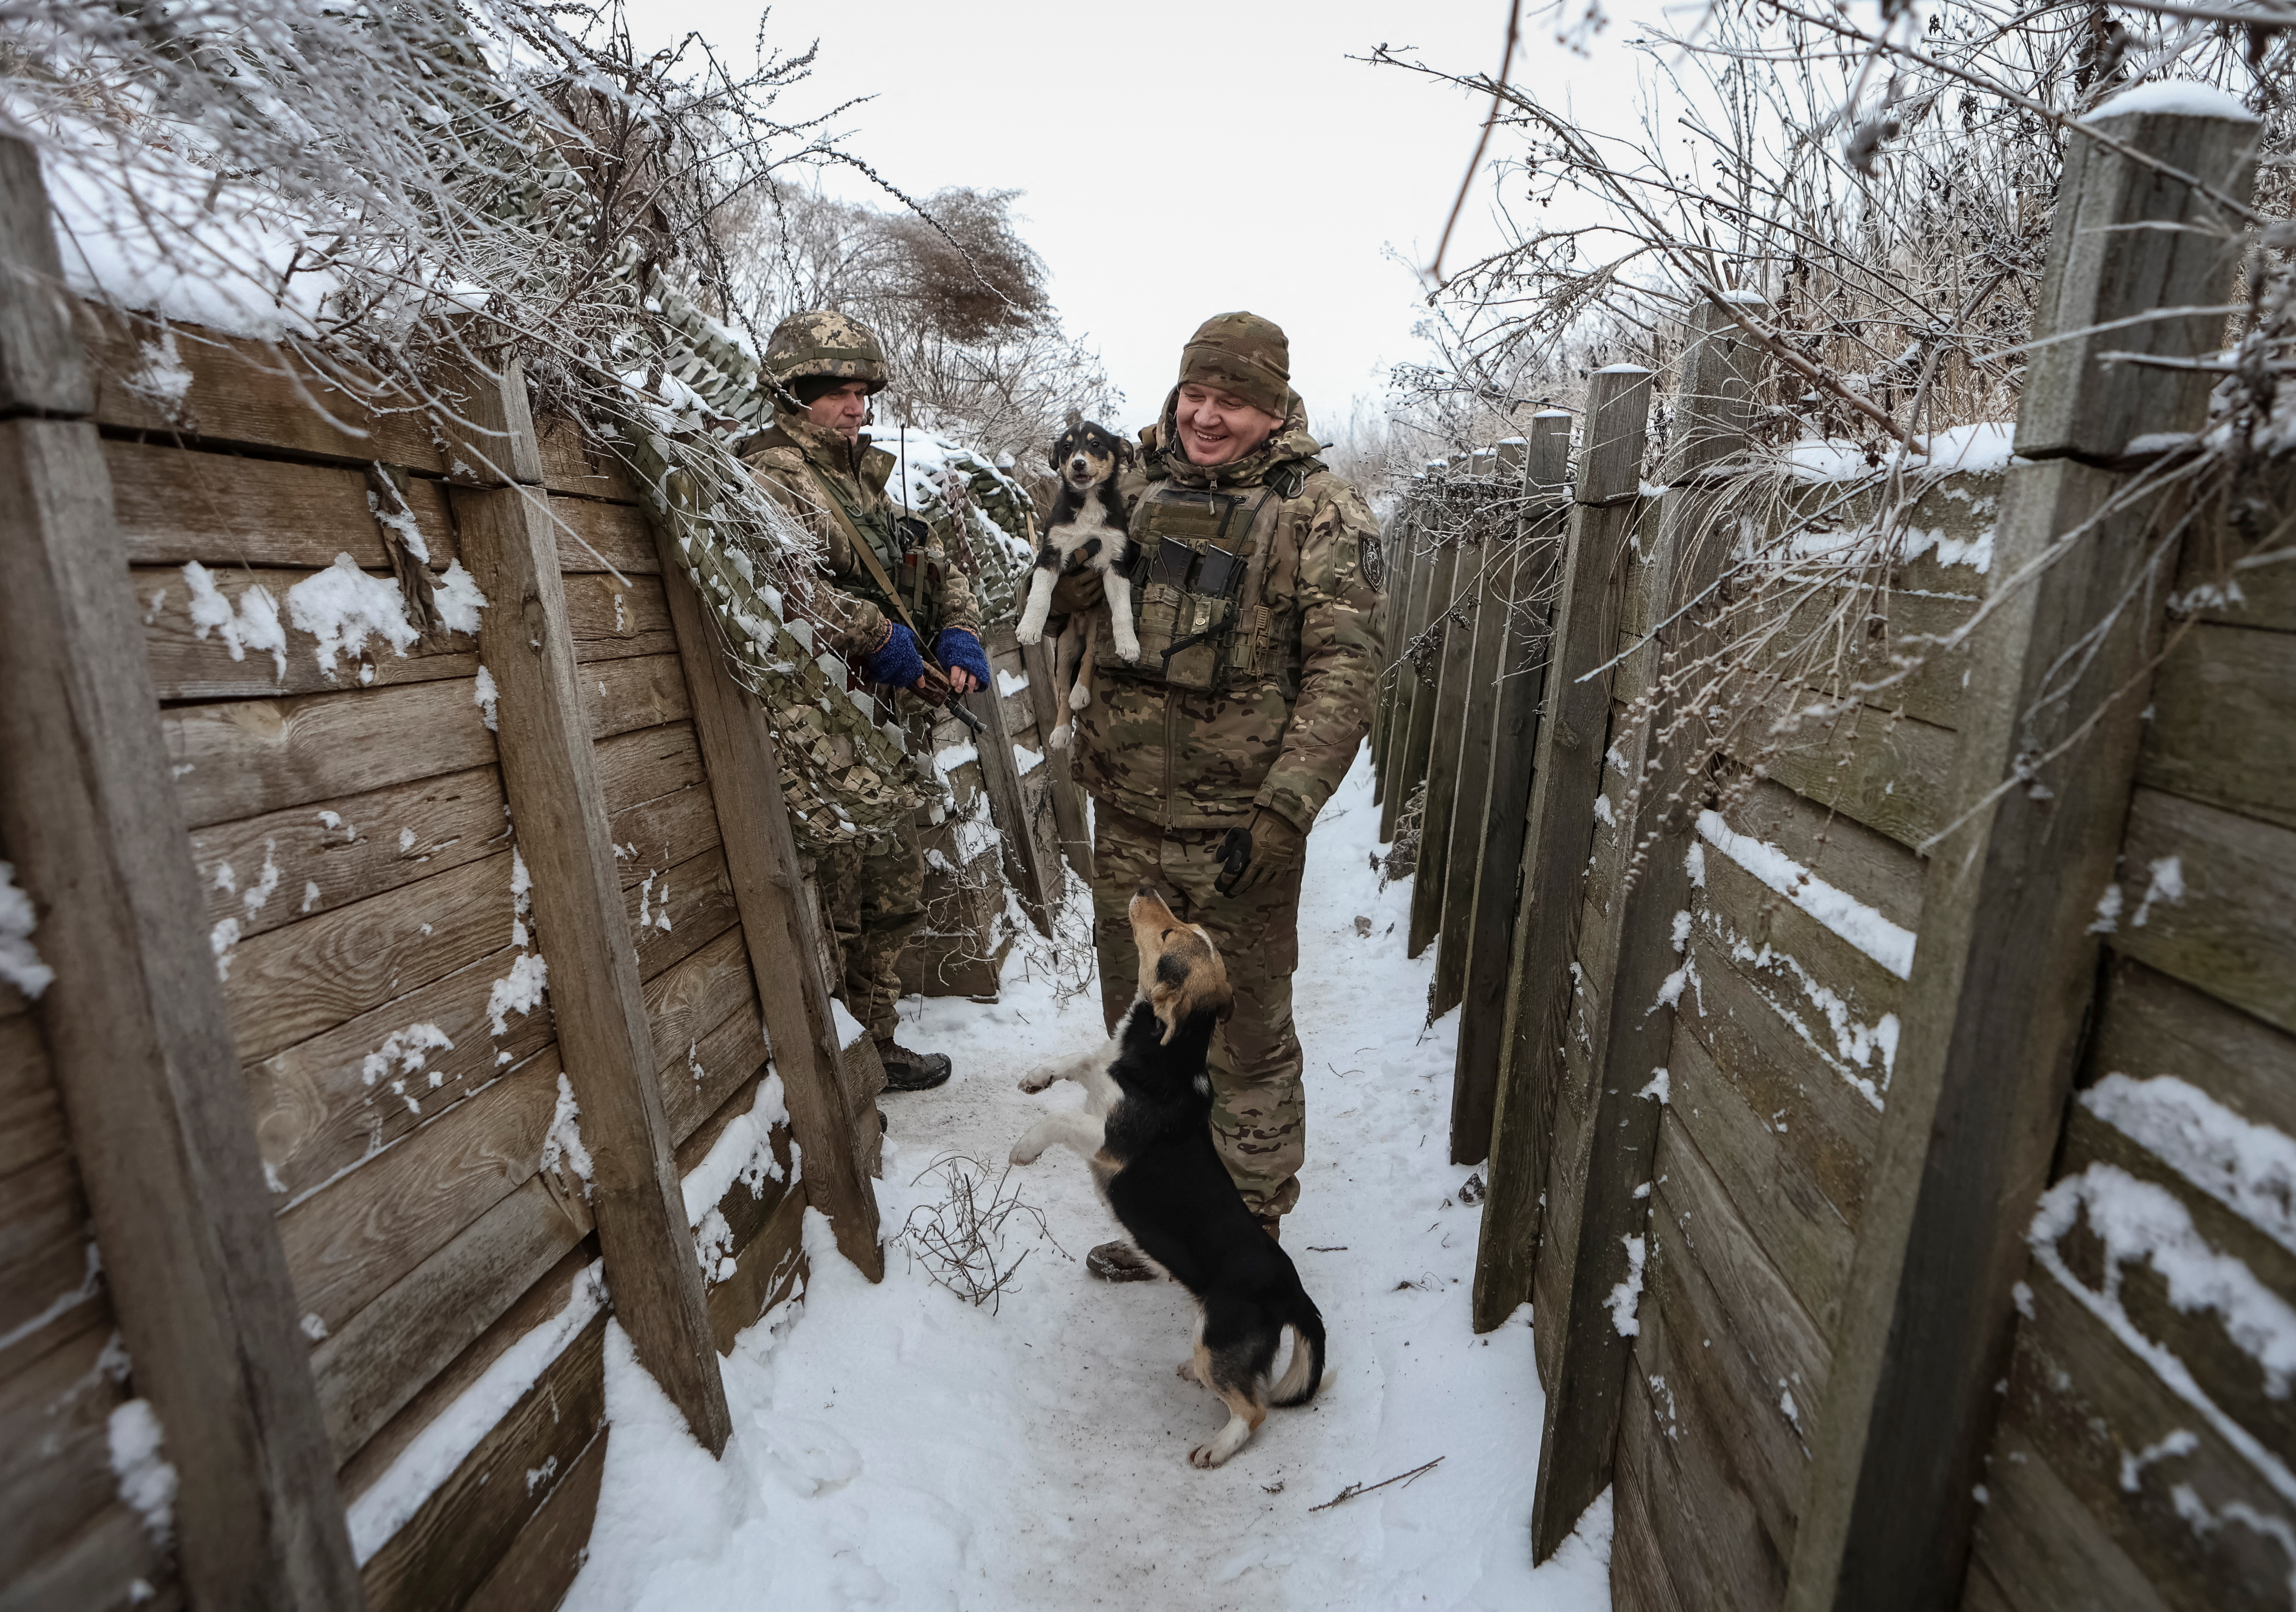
[876,1039,951,1092]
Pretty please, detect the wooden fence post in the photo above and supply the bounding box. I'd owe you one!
[1408,505,1484,957]
[452,360,732,1455]
[1377,514,1435,839]
[1446,412,1573,1153]
[966,636,1054,938]
[651,520,886,1282]
[1391,541,1460,858]
[1783,102,2260,1612]
[1019,635,1094,886]
[1469,367,1653,1331]
[0,136,364,1607]
[1370,515,1420,810]
[1526,313,1756,1559]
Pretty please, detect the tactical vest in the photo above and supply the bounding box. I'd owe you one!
[1099,466,1312,693]
[753,427,950,629]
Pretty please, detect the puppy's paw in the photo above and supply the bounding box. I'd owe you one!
[1017,623,1042,646]
[1008,1137,1045,1167]
[1187,1443,1223,1470]
[1016,1067,1056,1094]
[1114,631,1141,664]
[1067,682,1092,713]
[1048,722,1072,750]
[1176,1360,1201,1384]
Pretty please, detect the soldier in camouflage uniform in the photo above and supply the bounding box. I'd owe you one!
[743,311,994,1092]
[1051,312,1384,1276]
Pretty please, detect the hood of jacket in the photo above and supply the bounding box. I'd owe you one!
[1148,387,1321,491]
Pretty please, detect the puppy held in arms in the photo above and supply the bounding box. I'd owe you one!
[1015,412,1136,748]
[1010,887,1328,1468]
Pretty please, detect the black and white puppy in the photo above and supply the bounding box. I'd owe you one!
[1010,886,1328,1468]
[1016,412,1137,747]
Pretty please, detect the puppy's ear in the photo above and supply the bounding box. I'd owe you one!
[1047,438,1062,472]
[1115,436,1137,467]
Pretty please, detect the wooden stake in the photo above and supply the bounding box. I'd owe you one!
[652,523,886,1283]
[1408,509,1485,959]
[968,630,1053,938]
[1018,635,1095,886]
[0,136,362,1609]
[1378,519,1442,844]
[1445,412,1572,1155]
[1470,367,1653,1333]
[452,363,730,1456]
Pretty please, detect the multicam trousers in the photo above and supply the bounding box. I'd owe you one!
[817,820,927,1042]
[1089,802,1306,1222]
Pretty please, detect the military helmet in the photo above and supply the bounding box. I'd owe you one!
[763,310,890,399]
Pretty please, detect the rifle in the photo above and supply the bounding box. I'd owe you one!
[816,468,986,738]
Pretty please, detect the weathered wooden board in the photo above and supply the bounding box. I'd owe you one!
[707,1186,807,1355]
[0,1499,178,1612]
[581,652,691,739]
[0,1301,128,1587]
[0,1153,99,1344]
[623,845,741,986]
[277,1049,563,1338]
[608,776,721,890]
[1666,1011,1859,1341]
[642,925,757,1079]
[163,676,498,829]
[2136,622,2296,832]
[1717,774,1925,935]
[1761,703,1958,854]
[566,573,677,663]
[107,439,458,570]
[0,1015,66,1191]
[140,565,476,703]
[2112,786,2296,1035]
[534,418,640,504]
[359,1313,609,1612]
[223,848,517,1061]
[327,1230,590,1481]
[1612,1417,1695,1612]
[461,1424,608,1612]
[76,307,448,471]
[2002,1269,2294,1610]
[245,940,558,1203]
[659,996,770,1151]
[597,721,707,813]
[1961,1423,2176,1612]
[190,763,509,944]
[2083,956,2296,1142]
[553,495,658,575]
[672,1060,787,1185]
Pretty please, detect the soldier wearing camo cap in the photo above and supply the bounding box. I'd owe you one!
[743,310,993,1093]
[1051,311,1385,1277]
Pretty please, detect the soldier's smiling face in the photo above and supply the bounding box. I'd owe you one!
[1174,383,1281,468]
[808,380,872,441]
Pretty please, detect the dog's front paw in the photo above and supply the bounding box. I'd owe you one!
[1176,1359,1201,1384]
[1017,623,1042,646]
[1017,1067,1056,1094]
[1048,722,1072,750]
[1114,631,1141,664]
[1187,1443,1224,1470]
[1009,1137,1045,1166]
[1067,681,1092,713]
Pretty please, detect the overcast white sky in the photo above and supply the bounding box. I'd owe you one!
[635,0,1657,437]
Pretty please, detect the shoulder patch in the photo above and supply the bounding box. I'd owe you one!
[1361,529,1386,590]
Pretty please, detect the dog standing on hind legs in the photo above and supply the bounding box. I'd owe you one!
[1015,412,1137,747]
[1009,886,1328,1467]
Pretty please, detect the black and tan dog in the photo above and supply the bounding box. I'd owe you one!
[1010,887,1327,1467]
[1015,412,1137,746]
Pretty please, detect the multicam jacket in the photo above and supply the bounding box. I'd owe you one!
[742,409,983,662]
[1052,389,1384,835]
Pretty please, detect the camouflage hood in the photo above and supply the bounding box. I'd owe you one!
[1148,387,1323,491]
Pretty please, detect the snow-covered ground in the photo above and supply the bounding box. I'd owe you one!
[565,754,1613,1610]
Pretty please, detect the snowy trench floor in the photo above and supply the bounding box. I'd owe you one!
[566,757,1613,1610]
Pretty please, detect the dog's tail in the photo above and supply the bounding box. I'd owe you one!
[1270,1302,1327,1408]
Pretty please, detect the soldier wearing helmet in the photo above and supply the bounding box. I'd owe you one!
[744,310,992,1093]
[1049,312,1385,1278]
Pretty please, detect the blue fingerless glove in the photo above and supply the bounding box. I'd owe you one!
[935,628,992,689]
[861,624,924,688]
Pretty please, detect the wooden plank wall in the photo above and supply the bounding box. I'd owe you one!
[1960,470,2296,1612]
[0,301,859,1612]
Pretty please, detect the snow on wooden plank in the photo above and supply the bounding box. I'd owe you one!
[107,440,457,570]
[2137,622,2296,834]
[357,1312,608,1612]
[0,1151,99,1348]
[76,306,448,471]
[2000,1267,2295,1608]
[707,1186,806,1356]
[2085,958,2296,1177]
[137,564,479,701]
[659,999,769,1153]
[582,652,690,741]
[2111,787,2296,1036]
[1962,1423,2176,1612]
[316,1187,586,1469]
[162,678,498,830]
[222,848,517,1062]
[622,845,740,987]
[607,779,719,893]
[1718,774,1925,936]
[244,941,557,1204]
[189,764,508,945]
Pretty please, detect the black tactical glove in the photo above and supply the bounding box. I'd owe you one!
[1214,809,1307,897]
